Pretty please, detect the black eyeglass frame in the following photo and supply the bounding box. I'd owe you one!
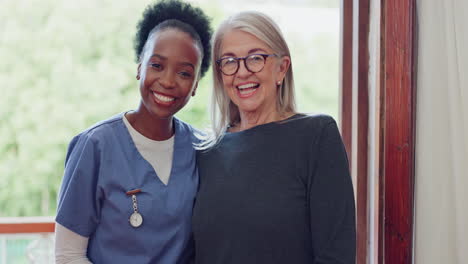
[216,53,278,76]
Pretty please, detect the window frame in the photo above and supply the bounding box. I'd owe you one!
[340,0,417,263]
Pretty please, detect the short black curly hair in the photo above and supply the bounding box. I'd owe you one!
[134,0,212,78]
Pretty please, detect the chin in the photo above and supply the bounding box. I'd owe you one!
[236,103,261,113]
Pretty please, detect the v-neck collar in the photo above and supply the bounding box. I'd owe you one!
[118,113,185,187]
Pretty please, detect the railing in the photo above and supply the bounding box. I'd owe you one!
[0,217,55,264]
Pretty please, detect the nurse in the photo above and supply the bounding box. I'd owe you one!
[54,0,212,263]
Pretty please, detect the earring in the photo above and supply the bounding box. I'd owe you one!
[277,81,281,86]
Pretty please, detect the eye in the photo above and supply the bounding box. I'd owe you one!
[150,63,162,70]
[220,57,237,67]
[249,55,264,62]
[179,71,193,78]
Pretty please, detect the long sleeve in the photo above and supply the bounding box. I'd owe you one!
[308,119,356,264]
[55,222,92,264]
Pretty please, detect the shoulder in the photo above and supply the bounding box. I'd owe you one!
[68,113,125,151]
[283,113,338,133]
[281,113,343,150]
[291,113,336,126]
[174,117,205,144]
[77,113,124,138]
[174,117,195,134]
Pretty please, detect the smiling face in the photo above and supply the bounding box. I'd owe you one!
[138,28,201,120]
[218,29,289,116]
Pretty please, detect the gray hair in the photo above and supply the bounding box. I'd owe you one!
[198,11,296,149]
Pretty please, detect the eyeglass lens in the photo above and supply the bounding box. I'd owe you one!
[220,54,267,75]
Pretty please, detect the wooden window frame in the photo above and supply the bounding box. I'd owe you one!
[341,0,417,263]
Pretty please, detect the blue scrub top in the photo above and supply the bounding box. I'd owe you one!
[56,113,199,264]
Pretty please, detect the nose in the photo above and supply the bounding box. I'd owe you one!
[235,59,252,78]
[159,70,176,89]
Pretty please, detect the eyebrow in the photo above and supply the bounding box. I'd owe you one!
[150,54,166,60]
[220,48,268,58]
[180,62,195,70]
[150,53,195,70]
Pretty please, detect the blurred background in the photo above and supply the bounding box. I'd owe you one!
[0,0,339,262]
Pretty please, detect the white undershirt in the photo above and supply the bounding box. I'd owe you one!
[55,223,92,264]
[122,115,174,185]
[55,115,175,263]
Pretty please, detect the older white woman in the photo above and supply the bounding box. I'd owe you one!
[192,11,356,264]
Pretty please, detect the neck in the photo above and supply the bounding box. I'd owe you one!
[125,103,174,141]
[236,108,284,132]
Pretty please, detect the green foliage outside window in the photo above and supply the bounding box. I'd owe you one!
[0,0,339,217]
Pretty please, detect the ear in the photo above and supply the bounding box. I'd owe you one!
[192,81,199,97]
[276,56,291,84]
[136,64,142,80]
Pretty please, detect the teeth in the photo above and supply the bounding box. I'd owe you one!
[153,92,175,102]
[237,83,258,89]
[239,89,256,96]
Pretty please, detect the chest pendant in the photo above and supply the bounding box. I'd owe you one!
[126,189,143,228]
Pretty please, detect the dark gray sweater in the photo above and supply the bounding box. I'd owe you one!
[192,114,356,264]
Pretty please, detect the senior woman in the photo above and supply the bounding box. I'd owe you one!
[192,11,356,264]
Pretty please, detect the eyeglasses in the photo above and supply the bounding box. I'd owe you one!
[216,53,277,76]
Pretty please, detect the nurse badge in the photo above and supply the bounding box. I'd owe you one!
[126,189,143,228]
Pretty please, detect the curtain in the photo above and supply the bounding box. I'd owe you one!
[415,0,468,263]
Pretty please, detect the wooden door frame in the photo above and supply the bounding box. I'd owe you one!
[379,1,417,263]
[340,0,417,263]
[341,0,370,262]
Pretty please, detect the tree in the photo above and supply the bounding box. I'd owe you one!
[0,0,339,216]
